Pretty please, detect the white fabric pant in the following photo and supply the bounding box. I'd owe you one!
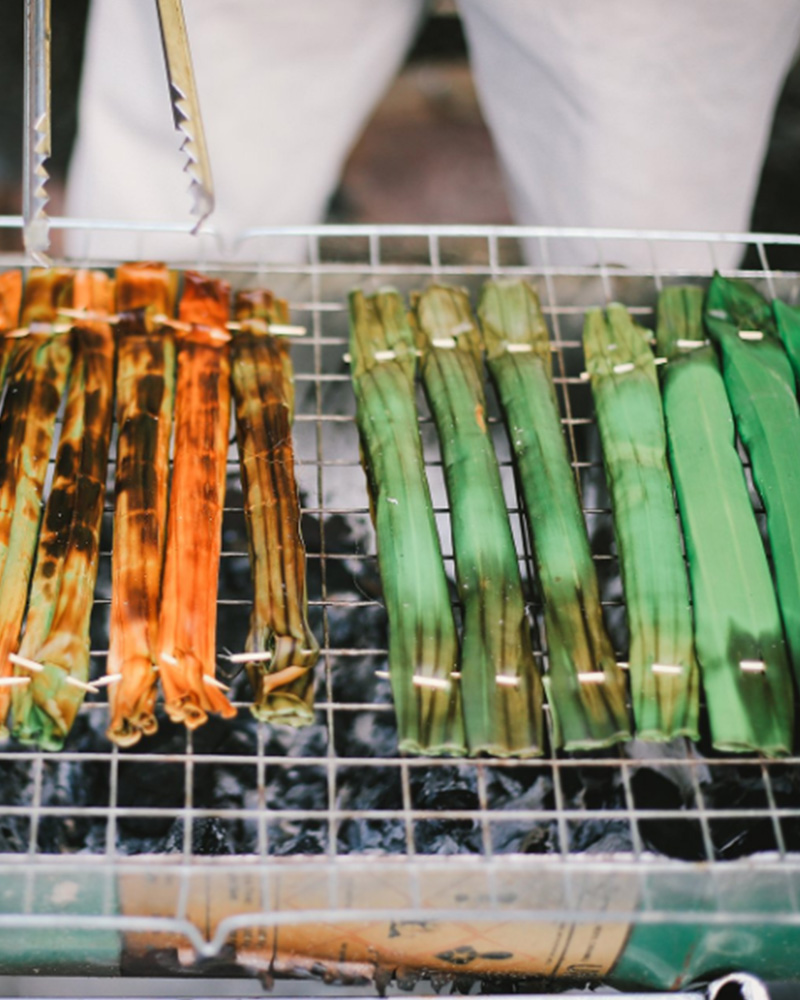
[66,0,800,268]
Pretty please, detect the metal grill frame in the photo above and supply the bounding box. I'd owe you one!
[0,220,799,969]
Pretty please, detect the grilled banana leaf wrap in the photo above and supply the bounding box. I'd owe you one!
[479,280,630,750]
[0,269,72,735]
[583,304,700,742]
[349,289,464,755]
[12,271,114,750]
[658,286,793,756]
[106,263,177,747]
[0,269,26,712]
[0,271,22,388]
[232,290,319,727]
[157,272,236,729]
[705,273,800,684]
[774,297,800,384]
[413,285,544,758]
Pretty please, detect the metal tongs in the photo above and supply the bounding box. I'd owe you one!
[23,0,215,262]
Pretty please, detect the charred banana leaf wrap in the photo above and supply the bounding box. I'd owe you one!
[12,271,114,750]
[106,263,177,747]
[0,269,72,734]
[349,288,464,755]
[479,280,630,750]
[583,303,699,741]
[705,274,800,682]
[232,290,318,727]
[658,286,793,756]
[157,272,236,729]
[0,270,26,716]
[413,284,544,758]
[0,271,22,388]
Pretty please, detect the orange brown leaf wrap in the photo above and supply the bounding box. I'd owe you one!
[157,272,235,728]
[12,271,115,749]
[0,270,22,408]
[107,263,177,746]
[232,290,318,727]
[0,271,22,339]
[0,269,72,734]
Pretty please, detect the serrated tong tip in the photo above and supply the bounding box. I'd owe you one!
[157,0,215,233]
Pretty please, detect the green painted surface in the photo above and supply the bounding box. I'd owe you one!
[0,868,119,973]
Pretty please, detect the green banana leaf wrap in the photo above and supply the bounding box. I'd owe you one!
[232,290,319,728]
[583,303,700,742]
[773,297,800,384]
[705,273,800,684]
[12,271,114,751]
[106,263,176,748]
[413,284,544,758]
[349,289,464,756]
[0,269,72,736]
[479,280,630,751]
[658,286,793,756]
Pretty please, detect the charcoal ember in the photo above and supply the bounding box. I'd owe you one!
[337,765,402,811]
[769,764,800,852]
[0,757,35,816]
[333,708,397,761]
[560,762,626,810]
[337,817,406,854]
[411,765,482,855]
[0,815,29,852]
[32,756,110,854]
[704,763,783,859]
[328,594,401,761]
[557,763,634,854]
[306,512,364,595]
[160,817,232,855]
[630,767,705,861]
[36,814,107,854]
[486,766,558,854]
[267,763,327,810]
[270,820,328,856]
[263,722,328,758]
[336,764,404,854]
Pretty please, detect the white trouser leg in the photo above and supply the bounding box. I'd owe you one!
[458,0,800,269]
[65,0,426,262]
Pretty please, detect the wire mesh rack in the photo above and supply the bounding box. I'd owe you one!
[0,221,798,995]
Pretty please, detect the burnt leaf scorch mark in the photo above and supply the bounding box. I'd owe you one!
[12,271,114,750]
[0,269,72,735]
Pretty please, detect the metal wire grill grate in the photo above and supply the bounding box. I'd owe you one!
[1,222,800,965]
